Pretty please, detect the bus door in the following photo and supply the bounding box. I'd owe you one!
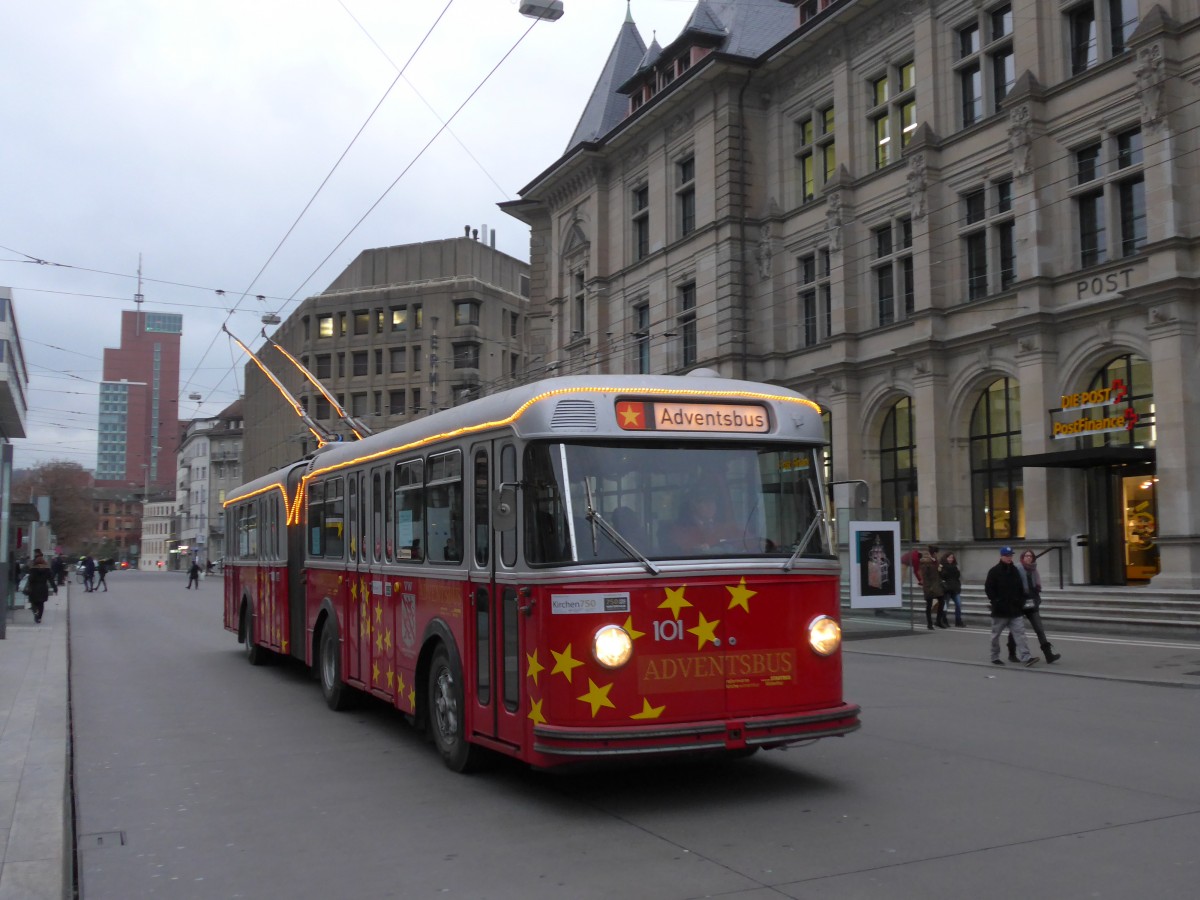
[345,470,369,687]
[365,464,394,700]
[468,441,524,751]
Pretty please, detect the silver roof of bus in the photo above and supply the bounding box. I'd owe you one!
[301,373,824,479]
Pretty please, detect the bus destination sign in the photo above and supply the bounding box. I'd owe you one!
[616,400,769,434]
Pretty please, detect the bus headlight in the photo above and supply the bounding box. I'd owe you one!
[808,615,841,656]
[593,624,633,669]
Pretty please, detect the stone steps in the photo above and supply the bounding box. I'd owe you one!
[842,585,1200,639]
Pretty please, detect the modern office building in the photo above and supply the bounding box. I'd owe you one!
[501,0,1200,588]
[242,235,531,480]
[95,309,182,492]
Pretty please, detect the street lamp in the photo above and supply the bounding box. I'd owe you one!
[519,1,563,20]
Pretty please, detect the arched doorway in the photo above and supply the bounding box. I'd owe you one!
[1082,354,1158,583]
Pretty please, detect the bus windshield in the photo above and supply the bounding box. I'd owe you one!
[523,441,831,565]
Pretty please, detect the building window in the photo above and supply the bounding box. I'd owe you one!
[391,306,407,331]
[795,104,836,203]
[1068,0,1138,76]
[452,342,480,369]
[632,185,650,260]
[955,4,1014,128]
[453,300,480,327]
[797,249,832,347]
[676,155,696,237]
[879,397,918,542]
[353,310,370,335]
[872,218,913,325]
[315,354,332,379]
[351,393,368,417]
[677,282,697,369]
[960,177,1016,301]
[317,314,334,338]
[1083,353,1155,451]
[315,396,331,419]
[571,271,586,340]
[634,303,650,374]
[390,347,406,374]
[375,349,383,376]
[1072,127,1146,267]
[970,378,1023,540]
[352,351,368,377]
[868,61,916,170]
[798,0,834,24]
[389,390,405,416]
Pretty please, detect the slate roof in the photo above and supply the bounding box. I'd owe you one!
[564,0,797,154]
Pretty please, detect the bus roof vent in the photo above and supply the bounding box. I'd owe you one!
[549,399,598,431]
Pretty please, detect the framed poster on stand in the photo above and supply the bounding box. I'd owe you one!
[849,521,901,609]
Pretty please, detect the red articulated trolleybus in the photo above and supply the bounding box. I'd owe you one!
[224,373,860,771]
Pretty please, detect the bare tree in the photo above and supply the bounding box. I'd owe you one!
[12,461,97,552]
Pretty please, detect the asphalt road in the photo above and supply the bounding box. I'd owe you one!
[70,573,1200,899]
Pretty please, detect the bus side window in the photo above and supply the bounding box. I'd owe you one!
[500,444,517,568]
[473,449,489,568]
[394,460,424,561]
[324,478,345,559]
[308,481,324,557]
[427,450,463,564]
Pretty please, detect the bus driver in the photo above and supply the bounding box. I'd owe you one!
[665,492,738,554]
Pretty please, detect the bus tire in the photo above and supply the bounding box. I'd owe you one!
[428,644,479,773]
[319,618,351,712]
[242,602,266,666]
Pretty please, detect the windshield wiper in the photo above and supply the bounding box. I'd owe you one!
[584,481,660,575]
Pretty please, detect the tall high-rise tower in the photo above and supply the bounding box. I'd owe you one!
[95,309,182,490]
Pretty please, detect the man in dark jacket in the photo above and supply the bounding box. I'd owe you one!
[984,546,1038,667]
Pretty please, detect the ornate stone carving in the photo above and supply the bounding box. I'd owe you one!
[1007,104,1033,179]
[755,223,773,281]
[665,109,694,141]
[824,193,843,252]
[906,153,927,219]
[1133,43,1167,131]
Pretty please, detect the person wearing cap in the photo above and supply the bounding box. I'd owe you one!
[984,546,1039,666]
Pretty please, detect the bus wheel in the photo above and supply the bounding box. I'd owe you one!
[428,645,479,772]
[319,618,351,711]
[243,604,266,666]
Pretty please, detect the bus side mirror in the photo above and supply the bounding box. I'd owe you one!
[493,487,517,531]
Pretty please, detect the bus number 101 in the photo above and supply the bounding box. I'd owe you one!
[653,619,685,641]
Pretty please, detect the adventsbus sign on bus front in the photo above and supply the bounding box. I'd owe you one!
[1049,378,1142,439]
[615,400,770,433]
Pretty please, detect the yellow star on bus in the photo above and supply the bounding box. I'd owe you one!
[688,612,720,650]
[397,671,406,696]
[551,644,584,683]
[280,638,288,654]
[526,649,546,686]
[623,616,645,641]
[577,679,615,717]
[386,667,395,688]
[374,603,383,623]
[371,661,380,683]
[727,577,757,613]
[408,687,416,709]
[350,579,358,601]
[376,631,384,653]
[383,629,392,651]
[528,697,547,726]
[659,585,692,620]
[630,698,665,719]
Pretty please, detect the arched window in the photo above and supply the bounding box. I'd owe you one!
[879,397,917,541]
[1084,354,1155,448]
[970,378,1023,540]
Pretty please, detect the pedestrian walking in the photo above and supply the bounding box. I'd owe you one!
[24,549,56,624]
[1007,549,1062,663]
[96,558,110,592]
[985,546,1039,666]
[919,545,947,629]
[939,550,964,627]
[187,559,201,589]
[50,554,66,587]
[82,555,97,592]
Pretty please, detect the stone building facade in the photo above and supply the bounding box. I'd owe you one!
[242,236,531,481]
[502,0,1200,588]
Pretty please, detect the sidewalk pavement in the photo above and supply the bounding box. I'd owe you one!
[1,593,1197,900]
[0,587,70,900]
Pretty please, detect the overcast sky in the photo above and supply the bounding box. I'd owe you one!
[2,0,698,472]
